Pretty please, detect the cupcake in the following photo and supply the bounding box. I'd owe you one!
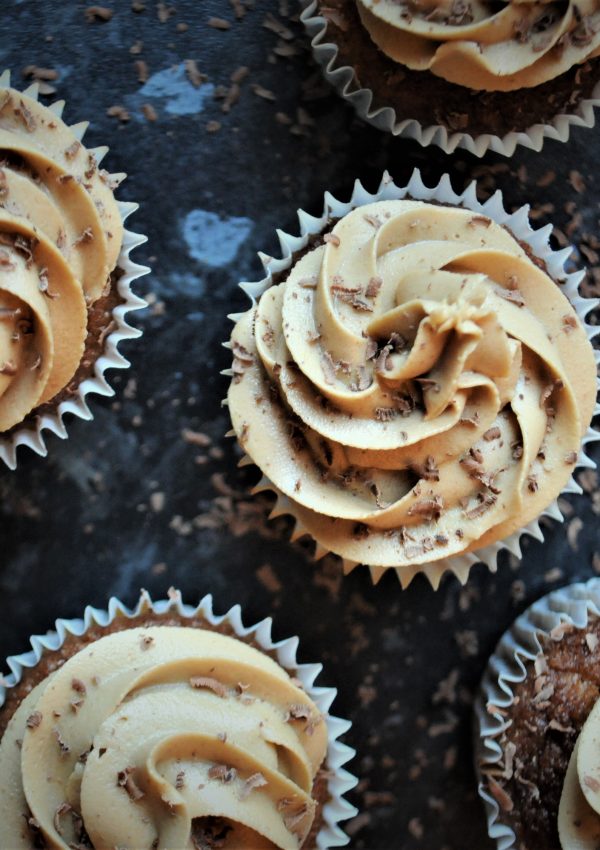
[0,71,147,468]
[0,590,356,849]
[225,172,598,588]
[476,579,600,849]
[300,0,600,155]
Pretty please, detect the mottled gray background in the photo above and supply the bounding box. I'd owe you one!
[1,2,599,848]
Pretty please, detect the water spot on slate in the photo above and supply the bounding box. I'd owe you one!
[182,209,253,267]
[126,63,215,117]
[152,272,206,298]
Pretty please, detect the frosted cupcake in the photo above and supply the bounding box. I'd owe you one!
[0,591,356,849]
[301,0,600,154]
[226,173,598,587]
[0,73,146,467]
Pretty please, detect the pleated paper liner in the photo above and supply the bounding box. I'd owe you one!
[300,0,600,158]
[0,589,358,850]
[0,70,148,470]
[474,578,600,849]
[223,170,600,589]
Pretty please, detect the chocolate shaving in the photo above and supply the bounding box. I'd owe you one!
[185,59,207,88]
[26,711,42,729]
[54,728,70,756]
[240,772,268,799]
[412,455,439,482]
[483,426,501,442]
[208,764,237,783]
[323,233,340,247]
[117,766,145,801]
[14,99,36,132]
[407,495,444,522]
[189,676,227,698]
[365,276,382,298]
[468,214,491,228]
[175,770,185,789]
[320,350,338,385]
[285,703,312,721]
[64,140,81,160]
[464,493,497,519]
[1,356,19,374]
[53,803,73,836]
[71,678,87,695]
[85,6,114,22]
[498,288,525,307]
[375,407,397,422]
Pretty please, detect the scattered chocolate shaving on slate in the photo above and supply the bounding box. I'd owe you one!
[208,16,231,31]
[85,6,114,22]
[185,59,207,88]
[106,104,130,122]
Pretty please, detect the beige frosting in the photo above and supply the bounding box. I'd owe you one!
[0,85,123,431]
[559,700,600,848]
[0,625,327,849]
[228,200,596,569]
[356,0,600,91]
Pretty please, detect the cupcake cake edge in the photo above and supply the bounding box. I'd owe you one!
[474,578,600,849]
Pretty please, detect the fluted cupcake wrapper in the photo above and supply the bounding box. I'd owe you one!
[474,578,600,849]
[300,0,600,158]
[0,589,358,849]
[0,70,149,470]
[223,169,600,589]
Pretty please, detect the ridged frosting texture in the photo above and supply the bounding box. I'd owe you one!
[0,84,123,431]
[228,200,596,569]
[356,0,600,91]
[559,699,600,848]
[0,626,327,849]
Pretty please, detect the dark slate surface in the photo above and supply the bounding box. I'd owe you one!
[1,2,599,848]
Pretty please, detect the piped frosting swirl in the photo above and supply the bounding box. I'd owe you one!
[228,200,596,570]
[0,83,123,431]
[356,0,600,91]
[0,626,327,849]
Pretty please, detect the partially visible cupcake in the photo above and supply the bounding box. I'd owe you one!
[301,0,600,155]
[0,590,357,849]
[225,172,598,588]
[0,71,146,467]
[476,579,600,849]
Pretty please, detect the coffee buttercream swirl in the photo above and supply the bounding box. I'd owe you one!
[0,626,327,849]
[0,84,123,430]
[228,201,596,568]
[356,0,600,91]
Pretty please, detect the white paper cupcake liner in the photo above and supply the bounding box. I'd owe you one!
[223,169,600,589]
[0,589,358,849]
[299,0,600,157]
[0,71,149,470]
[474,578,600,849]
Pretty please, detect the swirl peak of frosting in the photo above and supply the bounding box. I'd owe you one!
[356,0,600,91]
[0,625,328,849]
[0,83,123,430]
[228,200,596,570]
